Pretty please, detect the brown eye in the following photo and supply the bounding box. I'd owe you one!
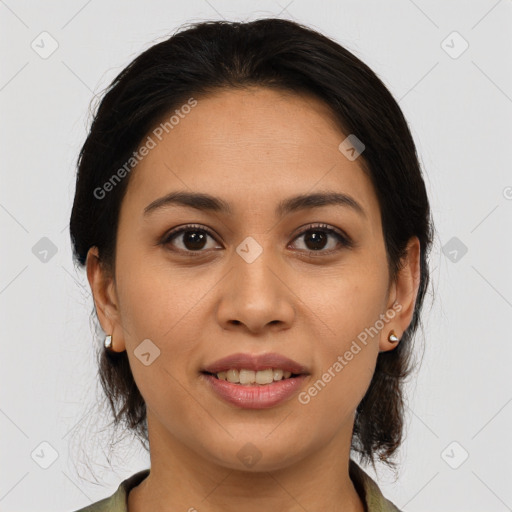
[160,222,353,257]
[179,230,209,250]
[290,224,353,254]
[161,224,220,254]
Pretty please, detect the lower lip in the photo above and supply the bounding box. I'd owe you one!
[201,373,308,409]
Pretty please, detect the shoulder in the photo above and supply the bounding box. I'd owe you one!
[70,469,150,512]
[349,459,403,512]
[71,495,114,512]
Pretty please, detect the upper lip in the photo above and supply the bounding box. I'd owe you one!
[202,352,310,374]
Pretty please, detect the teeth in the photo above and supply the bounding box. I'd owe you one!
[216,368,295,385]
[226,369,238,383]
[239,369,256,385]
[273,369,283,381]
[256,369,273,384]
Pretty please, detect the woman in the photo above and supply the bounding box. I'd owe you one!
[70,17,434,512]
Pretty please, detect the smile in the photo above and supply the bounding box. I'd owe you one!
[208,368,296,385]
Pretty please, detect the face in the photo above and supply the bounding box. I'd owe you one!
[88,86,419,472]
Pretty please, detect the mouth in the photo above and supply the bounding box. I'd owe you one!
[200,352,310,409]
[201,352,309,378]
[201,368,304,386]
[199,370,309,409]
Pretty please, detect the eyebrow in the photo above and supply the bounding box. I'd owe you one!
[143,190,366,219]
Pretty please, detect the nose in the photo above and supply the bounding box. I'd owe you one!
[216,243,296,334]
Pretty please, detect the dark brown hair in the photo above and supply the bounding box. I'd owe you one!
[70,18,435,473]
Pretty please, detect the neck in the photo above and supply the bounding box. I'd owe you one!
[128,412,366,512]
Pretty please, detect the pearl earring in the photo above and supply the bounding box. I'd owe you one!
[104,334,115,352]
[388,330,400,343]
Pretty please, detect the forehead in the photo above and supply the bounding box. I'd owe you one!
[123,87,379,226]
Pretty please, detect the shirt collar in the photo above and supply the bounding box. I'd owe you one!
[86,460,401,512]
[349,459,402,511]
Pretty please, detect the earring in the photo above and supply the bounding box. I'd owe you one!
[388,330,400,343]
[104,334,115,352]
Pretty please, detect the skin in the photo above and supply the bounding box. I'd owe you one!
[87,86,421,512]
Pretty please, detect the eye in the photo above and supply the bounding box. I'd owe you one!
[289,223,353,255]
[160,223,353,256]
[160,224,220,255]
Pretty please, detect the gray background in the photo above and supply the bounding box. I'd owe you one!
[1,1,511,511]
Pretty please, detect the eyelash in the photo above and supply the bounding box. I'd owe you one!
[160,223,353,257]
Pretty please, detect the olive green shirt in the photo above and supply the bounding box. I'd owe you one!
[72,459,402,512]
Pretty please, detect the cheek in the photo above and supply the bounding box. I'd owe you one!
[298,257,389,340]
[296,264,386,408]
[117,263,206,425]
[115,256,221,395]
[116,250,205,342]
[297,326,379,426]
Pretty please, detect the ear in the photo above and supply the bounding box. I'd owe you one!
[86,247,126,353]
[379,236,421,353]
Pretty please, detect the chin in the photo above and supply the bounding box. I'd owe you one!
[201,436,308,473]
